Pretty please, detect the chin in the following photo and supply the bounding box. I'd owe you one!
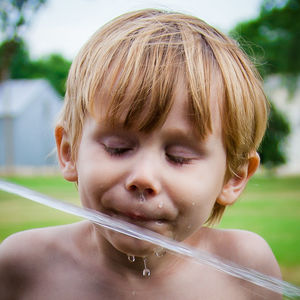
[104,229,158,257]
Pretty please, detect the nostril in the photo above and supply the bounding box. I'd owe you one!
[145,188,154,195]
[129,185,137,191]
[128,185,154,196]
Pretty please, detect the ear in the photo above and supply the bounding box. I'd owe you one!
[55,126,78,182]
[217,152,260,206]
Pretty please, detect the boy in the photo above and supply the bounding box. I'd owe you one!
[0,9,281,299]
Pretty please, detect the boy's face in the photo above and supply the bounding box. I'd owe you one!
[67,80,229,256]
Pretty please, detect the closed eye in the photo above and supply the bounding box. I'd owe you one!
[103,146,132,156]
[166,153,192,166]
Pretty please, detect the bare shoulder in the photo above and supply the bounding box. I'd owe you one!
[204,228,281,278]
[0,222,86,299]
[0,222,78,255]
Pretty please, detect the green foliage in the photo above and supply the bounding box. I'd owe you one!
[0,38,71,96]
[0,0,47,81]
[258,102,291,168]
[0,38,31,78]
[24,54,71,96]
[0,0,70,96]
[230,0,296,169]
[231,0,300,76]
[0,38,23,79]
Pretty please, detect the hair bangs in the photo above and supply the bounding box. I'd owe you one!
[87,19,215,140]
[89,26,184,133]
[181,27,217,140]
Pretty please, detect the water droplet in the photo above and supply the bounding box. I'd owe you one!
[192,202,195,206]
[128,255,135,262]
[143,268,151,277]
[154,247,166,257]
[142,257,151,277]
[139,193,146,202]
[158,202,163,208]
[187,224,192,229]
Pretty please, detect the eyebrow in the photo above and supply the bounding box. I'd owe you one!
[94,117,209,147]
[160,127,208,147]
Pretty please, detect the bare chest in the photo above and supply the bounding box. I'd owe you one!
[20,263,269,300]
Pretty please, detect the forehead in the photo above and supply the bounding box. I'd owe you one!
[163,76,223,136]
[91,72,224,141]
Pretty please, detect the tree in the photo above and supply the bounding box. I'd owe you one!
[230,0,297,169]
[258,103,291,169]
[27,54,71,96]
[231,0,300,77]
[0,37,70,96]
[0,38,31,77]
[0,0,70,96]
[0,0,46,80]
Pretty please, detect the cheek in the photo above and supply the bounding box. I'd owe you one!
[76,149,125,207]
[167,162,226,237]
[168,164,225,207]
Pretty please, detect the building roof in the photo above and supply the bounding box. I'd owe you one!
[0,79,62,117]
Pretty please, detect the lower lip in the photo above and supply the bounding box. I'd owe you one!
[110,212,167,230]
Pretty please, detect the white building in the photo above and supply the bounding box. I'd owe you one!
[264,76,300,174]
[0,79,62,172]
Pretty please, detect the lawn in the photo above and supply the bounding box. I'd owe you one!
[0,174,299,288]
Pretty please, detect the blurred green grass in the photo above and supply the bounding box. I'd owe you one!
[0,176,81,239]
[0,174,299,286]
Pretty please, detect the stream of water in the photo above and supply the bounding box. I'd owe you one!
[0,179,299,298]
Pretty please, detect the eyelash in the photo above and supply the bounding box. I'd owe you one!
[104,146,131,156]
[103,145,193,165]
[166,154,192,166]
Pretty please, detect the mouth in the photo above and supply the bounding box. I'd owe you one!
[106,209,168,227]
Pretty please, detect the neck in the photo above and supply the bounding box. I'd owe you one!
[90,223,184,280]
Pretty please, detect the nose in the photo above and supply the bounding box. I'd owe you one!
[125,156,161,197]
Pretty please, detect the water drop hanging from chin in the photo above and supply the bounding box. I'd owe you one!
[142,268,151,277]
[142,257,151,277]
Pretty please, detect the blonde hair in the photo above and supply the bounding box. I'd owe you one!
[57,9,268,224]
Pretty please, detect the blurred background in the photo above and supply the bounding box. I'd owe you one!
[0,0,299,288]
